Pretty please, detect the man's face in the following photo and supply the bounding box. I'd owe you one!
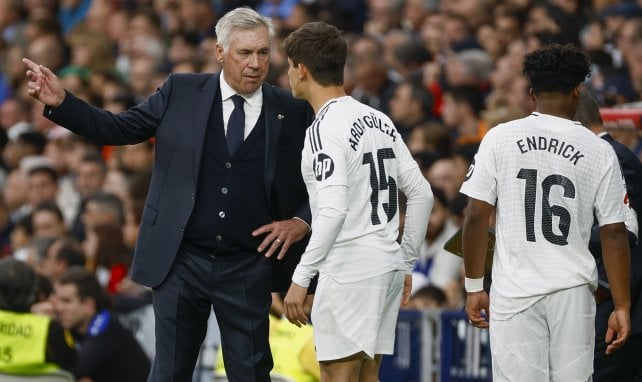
[28,172,58,207]
[53,282,93,332]
[75,162,106,199]
[217,26,270,94]
[42,241,65,280]
[81,201,111,231]
[389,83,416,124]
[32,210,66,238]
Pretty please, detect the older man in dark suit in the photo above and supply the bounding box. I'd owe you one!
[23,7,314,382]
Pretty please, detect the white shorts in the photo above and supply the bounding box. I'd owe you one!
[311,271,405,361]
[490,285,595,382]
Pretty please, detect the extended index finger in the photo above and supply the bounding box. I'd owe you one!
[21,58,41,74]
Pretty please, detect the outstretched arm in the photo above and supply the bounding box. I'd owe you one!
[22,58,66,107]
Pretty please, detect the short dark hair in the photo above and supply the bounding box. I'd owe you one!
[58,266,112,312]
[444,85,485,117]
[411,285,447,307]
[0,258,38,312]
[80,153,108,173]
[574,89,603,128]
[16,132,47,153]
[523,43,591,95]
[53,237,86,268]
[33,201,65,223]
[283,22,347,86]
[28,165,59,183]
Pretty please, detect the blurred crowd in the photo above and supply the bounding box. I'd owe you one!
[0,0,641,380]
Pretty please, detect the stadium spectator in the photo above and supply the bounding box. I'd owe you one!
[0,257,76,374]
[52,266,150,381]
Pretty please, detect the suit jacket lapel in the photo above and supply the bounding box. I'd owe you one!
[191,74,220,179]
[262,84,285,203]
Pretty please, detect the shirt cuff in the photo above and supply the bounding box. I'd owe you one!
[293,216,311,233]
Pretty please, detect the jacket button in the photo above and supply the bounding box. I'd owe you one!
[179,226,185,232]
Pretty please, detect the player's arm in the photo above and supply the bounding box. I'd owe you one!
[291,185,348,287]
[462,197,494,328]
[600,221,631,354]
[398,167,433,270]
[397,167,433,305]
[284,185,348,327]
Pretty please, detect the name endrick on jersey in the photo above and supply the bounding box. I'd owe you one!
[349,113,397,151]
[516,135,585,166]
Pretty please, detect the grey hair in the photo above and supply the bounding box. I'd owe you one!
[215,7,275,52]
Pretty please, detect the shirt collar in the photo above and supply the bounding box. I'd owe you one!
[219,72,263,108]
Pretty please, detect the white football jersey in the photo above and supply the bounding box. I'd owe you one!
[460,112,630,319]
[292,96,431,285]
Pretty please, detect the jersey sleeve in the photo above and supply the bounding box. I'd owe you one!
[459,128,498,205]
[395,139,433,272]
[595,147,631,227]
[292,116,350,287]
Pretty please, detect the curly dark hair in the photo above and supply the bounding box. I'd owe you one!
[523,43,591,95]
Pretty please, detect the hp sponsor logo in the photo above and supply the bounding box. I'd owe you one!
[313,153,334,181]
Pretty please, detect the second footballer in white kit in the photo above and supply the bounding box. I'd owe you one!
[282,22,433,381]
[461,44,631,382]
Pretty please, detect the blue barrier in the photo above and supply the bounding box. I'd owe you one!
[379,310,424,382]
[439,311,492,382]
[379,310,492,382]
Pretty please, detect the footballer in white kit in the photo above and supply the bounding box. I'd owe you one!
[461,112,630,380]
[460,44,631,382]
[461,112,629,317]
[283,22,431,381]
[291,96,432,360]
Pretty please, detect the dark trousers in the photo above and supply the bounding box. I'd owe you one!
[593,298,642,382]
[147,246,273,382]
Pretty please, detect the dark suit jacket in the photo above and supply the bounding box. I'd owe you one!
[591,133,642,334]
[45,73,314,289]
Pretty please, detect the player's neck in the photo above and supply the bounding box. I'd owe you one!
[534,92,578,120]
[308,84,346,114]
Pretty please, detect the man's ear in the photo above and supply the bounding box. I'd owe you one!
[298,63,309,80]
[82,296,97,316]
[572,84,581,98]
[529,88,536,102]
[215,44,224,63]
